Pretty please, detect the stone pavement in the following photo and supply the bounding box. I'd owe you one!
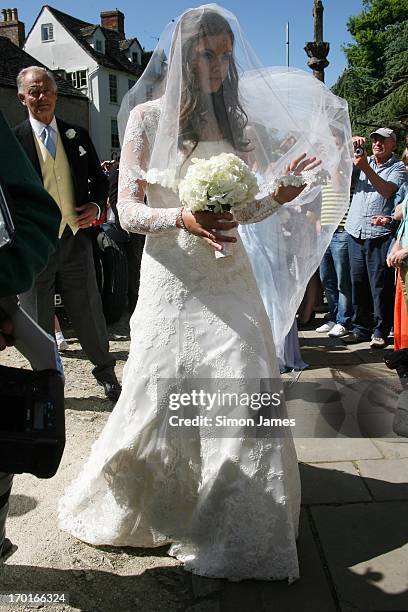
[0,314,407,611]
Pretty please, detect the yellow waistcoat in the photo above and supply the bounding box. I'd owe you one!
[34,129,78,238]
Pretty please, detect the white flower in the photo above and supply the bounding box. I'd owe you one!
[179,153,259,214]
[65,129,76,139]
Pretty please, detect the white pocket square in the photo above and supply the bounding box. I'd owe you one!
[79,145,87,156]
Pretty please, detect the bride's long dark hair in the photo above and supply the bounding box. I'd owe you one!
[177,8,251,155]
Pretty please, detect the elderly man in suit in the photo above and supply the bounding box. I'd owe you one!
[13,66,120,401]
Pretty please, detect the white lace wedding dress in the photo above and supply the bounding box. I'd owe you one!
[59,100,301,582]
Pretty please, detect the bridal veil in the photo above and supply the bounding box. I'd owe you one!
[118,3,353,348]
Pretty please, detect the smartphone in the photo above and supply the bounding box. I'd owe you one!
[0,182,15,249]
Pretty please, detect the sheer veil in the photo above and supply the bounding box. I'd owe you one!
[118,4,353,349]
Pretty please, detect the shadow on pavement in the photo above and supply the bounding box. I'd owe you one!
[8,495,37,517]
[60,350,129,362]
[0,564,193,612]
[64,397,114,412]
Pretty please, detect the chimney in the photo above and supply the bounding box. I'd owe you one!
[0,7,25,47]
[100,9,125,37]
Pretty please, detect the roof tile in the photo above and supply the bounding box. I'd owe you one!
[46,5,145,76]
[0,36,86,97]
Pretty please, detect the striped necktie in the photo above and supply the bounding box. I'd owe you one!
[41,125,56,159]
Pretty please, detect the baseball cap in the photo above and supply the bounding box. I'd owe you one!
[369,127,396,141]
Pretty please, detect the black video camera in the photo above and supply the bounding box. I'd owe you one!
[0,298,65,479]
[0,364,64,478]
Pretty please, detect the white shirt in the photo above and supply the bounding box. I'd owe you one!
[29,114,58,147]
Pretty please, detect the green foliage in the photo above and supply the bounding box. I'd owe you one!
[366,82,408,125]
[345,0,408,70]
[332,0,408,145]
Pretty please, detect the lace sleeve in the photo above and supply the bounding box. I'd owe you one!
[117,104,179,234]
[235,194,281,225]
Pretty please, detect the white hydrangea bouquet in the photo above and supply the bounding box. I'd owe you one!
[178,152,259,257]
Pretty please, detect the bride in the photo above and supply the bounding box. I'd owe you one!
[59,5,352,582]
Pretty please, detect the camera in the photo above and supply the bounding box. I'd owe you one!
[0,297,65,479]
[354,145,364,157]
[0,364,65,478]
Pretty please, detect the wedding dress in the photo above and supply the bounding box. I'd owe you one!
[59,100,301,582]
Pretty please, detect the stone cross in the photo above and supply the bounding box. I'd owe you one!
[304,0,330,83]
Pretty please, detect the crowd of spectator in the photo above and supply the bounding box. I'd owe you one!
[311,127,408,385]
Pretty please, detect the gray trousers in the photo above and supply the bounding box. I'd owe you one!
[20,228,116,382]
[0,472,13,553]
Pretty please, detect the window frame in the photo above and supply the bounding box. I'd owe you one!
[67,70,87,90]
[109,74,118,104]
[111,118,120,150]
[41,23,54,42]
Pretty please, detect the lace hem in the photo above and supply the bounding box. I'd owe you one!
[268,169,329,192]
[235,194,281,224]
[126,165,179,191]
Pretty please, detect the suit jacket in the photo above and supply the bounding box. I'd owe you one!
[0,112,60,296]
[13,117,108,213]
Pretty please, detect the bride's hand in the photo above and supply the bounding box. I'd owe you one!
[274,153,321,205]
[180,210,238,251]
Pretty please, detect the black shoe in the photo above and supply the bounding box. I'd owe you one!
[0,538,13,558]
[343,332,370,345]
[384,349,408,370]
[98,380,122,402]
[297,312,316,330]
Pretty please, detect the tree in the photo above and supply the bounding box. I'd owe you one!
[345,0,408,70]
[332,0,408,144]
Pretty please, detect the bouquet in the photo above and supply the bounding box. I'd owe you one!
[178,152,259,257]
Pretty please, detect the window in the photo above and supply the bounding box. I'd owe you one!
[95,39,103,53]
[109,74,118,103]
[128,79,136,90]
[132,52,139,64]
[111,119,120,150]
[67,70,87,89]
[41,23,54,42]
